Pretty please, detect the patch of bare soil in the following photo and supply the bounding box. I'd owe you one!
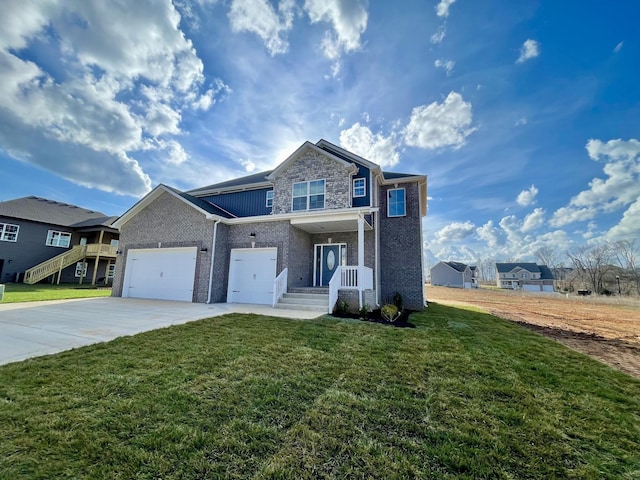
[427,286,640,379]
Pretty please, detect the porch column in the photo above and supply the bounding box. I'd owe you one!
[91,230,105,285]
[357,214,365,308]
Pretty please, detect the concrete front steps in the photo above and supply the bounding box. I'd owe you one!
[274,287,329,313]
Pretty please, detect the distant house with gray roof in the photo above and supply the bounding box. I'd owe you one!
[0,196,119,285]
[430,261,477,288]
[495,262,555,292]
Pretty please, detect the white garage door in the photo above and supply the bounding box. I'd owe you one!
[227,248,277,305]
[122,247,197,302]
[522,284,541,292]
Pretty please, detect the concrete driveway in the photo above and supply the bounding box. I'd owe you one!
[0,297,323,365]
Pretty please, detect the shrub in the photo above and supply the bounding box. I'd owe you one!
[359,304,370,320]
[381,304,401,323]
[393,292,403,310]
[334,300,349,316]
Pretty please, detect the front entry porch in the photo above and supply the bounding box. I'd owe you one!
[273,211,376,313]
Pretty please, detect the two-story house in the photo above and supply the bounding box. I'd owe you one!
[112,139,427,313]
[0,197,119,285]
[496,263,555,292]
[430,261,477,288]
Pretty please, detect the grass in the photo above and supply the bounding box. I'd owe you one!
[0,283,112,303]
[1,303,639,479]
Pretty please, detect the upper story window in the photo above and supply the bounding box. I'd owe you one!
[266,190,274,208]
[46,230,72,248]
[353,178,366,198]
[387,188,406,217]
[0,223,19,242]
[292,179,325,211]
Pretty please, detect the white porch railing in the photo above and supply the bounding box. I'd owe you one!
[328,266,374,313]
[272,268,288,307]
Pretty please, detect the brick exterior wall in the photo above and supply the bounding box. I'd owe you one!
[112,192,214,303]
[271,149,352,214]
[379,182,425,310]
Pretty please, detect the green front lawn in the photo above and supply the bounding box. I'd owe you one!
[0,283,112,303]
[1,304,638,479]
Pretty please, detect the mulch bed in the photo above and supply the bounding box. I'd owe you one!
[333,309,416,328]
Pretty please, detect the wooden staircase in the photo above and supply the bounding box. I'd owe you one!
[274,287,329,313]
[23,245,88,284]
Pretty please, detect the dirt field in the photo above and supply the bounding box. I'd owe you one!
[427,286,640,379]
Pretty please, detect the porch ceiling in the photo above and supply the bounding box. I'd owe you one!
[291,214,373,234]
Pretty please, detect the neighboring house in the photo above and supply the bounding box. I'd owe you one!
[496,263,555,292]
[430,261,476,288]
[0,197,119,285]
[112,139,427,312]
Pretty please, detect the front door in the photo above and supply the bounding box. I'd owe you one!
[314,244,346,286]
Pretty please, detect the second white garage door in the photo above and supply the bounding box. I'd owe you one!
[122,247,197,302]
[227,248,277,305]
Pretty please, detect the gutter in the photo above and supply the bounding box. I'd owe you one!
[207,219,221,304]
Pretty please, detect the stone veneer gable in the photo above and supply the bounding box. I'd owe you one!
[271,149,352,214]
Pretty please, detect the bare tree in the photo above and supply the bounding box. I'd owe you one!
[534,246,565,269]
[474,257,496,283]
[567,243,613,294]
[612,239,640,295]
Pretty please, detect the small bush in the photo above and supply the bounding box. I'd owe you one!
[381,304,401,323]
[359,304,370,320]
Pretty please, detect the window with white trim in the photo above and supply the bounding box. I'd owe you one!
[107,263,116,279]
[292,179,325,211]
[266,190,274,208]
[387,188,406,217]
[353,178,366,198]
[0,223,19,242]
[75,262,87,278]
[46,230,72,247]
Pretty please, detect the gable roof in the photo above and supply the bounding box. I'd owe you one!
[0,196,108,227]
[444,261,469,273]
[315,139,380,170]
[266,141,357,180]
[112,184,228,229]
[496,263,541,273]
[538,265,555,280]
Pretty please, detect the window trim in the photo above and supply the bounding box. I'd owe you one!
[387,188,406,217]
[0,222,19,242]
[75,261,88,278]
[266,189,274,208]
[46,230,72,248]
[292,179,326,211]
[353,178,366,198]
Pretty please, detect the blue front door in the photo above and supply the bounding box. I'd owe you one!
[315,244,343,286]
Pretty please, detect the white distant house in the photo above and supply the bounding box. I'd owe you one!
[495,263,555,292]
[430,261,477,288]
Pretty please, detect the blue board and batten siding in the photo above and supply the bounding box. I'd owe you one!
[201,188,273,218]
[351,165,371,208]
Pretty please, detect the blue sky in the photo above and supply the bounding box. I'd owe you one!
[1,0,639,268]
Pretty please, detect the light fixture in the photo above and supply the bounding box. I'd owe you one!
[116,249,122,255]
[250,232,256,248]
[200,246,208,253]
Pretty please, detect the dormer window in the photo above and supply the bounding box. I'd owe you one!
[292,180,325,211]
[353,178,366,198]
[266,190,274,208]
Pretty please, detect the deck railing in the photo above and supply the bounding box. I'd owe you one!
[272,268,288,307]
[23,244,118,284]
[328,266,373,313]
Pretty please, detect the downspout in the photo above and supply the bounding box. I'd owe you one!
[207,219,221,304]
[374,172,381,307]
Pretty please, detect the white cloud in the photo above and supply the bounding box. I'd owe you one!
[0,0,227,196]
[228,0,296,55]
[476,220,501,249]
[434,59,455,75]
[435,0,456,18]
[304,0,368,60]
[521,208,545,232]
[550,138,640,228]
[403,92,476,150]
[430,26,446,44]
[516,185,538,206]
[515,116,527,126]
[614,41,624,53]
[606,199,640,241]
[339,123,400,168]
[436,221,476,242]
[517,39,540,64]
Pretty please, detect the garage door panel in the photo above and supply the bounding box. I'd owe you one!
[123,247,197,302]
[228,248,277,305]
